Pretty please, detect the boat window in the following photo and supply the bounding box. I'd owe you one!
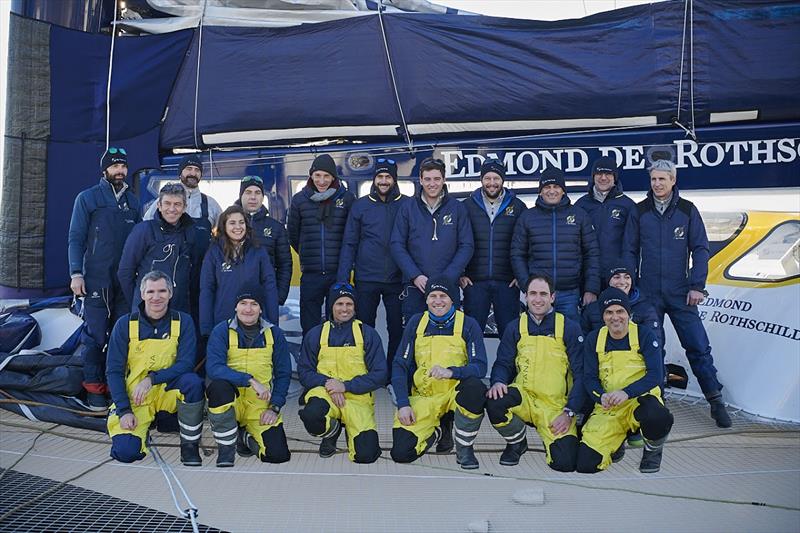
[726,221,800,282]
[703,212,747,243]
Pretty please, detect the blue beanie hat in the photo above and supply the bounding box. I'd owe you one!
[539,167,566,193]
[101,147,127,172]
[591,156,619,181]
[179,154,202,174]
[480,157,506,180]
[328,282,357,314]
[235,283,266,313]
[310,154,338,179]
[374,157,398,180]
[599,287,631,315]
[425,276,457,302]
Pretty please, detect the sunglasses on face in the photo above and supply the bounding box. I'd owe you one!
[107,147,127,155]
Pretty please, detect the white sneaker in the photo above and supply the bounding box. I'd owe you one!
[387,384,397,406]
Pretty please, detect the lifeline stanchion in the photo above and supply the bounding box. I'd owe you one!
[149,439,200,533]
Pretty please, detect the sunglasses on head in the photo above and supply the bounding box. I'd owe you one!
[422,157,445,166]
[332,281,354,291]
[376,157,396,165]
[241,176,264,183]
[107,147,127,155]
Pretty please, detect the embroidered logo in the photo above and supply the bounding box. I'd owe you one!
[263,227,272,238]
[335,198,345,208]
[674,226,686,239]
[90,291,100,298]
[653,340,659,348]
[610,208,621,220]
[578,335,584,343]
[442,214,453,225]
[505,206,515,216]
[566,215,576,225]
[221,262,232,272]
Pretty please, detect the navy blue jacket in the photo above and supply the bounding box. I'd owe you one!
[287,182,354,274]
[391,311,487,408]
[337,184,409,284]
[624,188,710,296]
[198,240,279,335]
[491,311,586,412]
[580,288,660,334]
[510,196,601,294]
[106,307,196,416]
[584,325,663,402]
[574,178,636,277]
[117,212,203,313]
[390,189,474,284]
[68,179,140,290]
[237,202,293,305]
[464,188,527,282]
[298,319,387,395]
[206,318,292,408]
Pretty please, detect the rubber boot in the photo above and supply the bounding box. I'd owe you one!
[627,430,644,448]
[237,427,259,458]
[319,420,342,458]
[499,438,528,466]
[707,393,732,428]
[177,400,204,466]
[494,414,528,466]
[610,443,625,463]
[435,411,454,454]
[639,437,667,473]
[208,406,238,467]
[454,409,482,470]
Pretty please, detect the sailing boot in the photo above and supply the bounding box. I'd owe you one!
[610,443,626,463]
[208,406,238,467]
[435,411,454,454]
[707,393,732,428]
[177,400,204,466]
[237,427,259,458]
[319,419,343,458]
[495,414,528,466]
[639,437,667,473]
[454,410,482,470]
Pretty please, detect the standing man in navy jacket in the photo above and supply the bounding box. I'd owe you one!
[288,154,355,334]
[575,156,636,286]
[68,147,141,410]
[624,159,731,428]
[337,158,408,372]
[390,157,474,324]
[461,158,527,338]
[510,167,600,323]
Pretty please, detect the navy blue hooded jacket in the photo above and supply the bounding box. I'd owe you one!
[198,240,279,335]
[337,183,409,283]
[117,212,203,313]
[287,181,354,274]
[68,179,140,290]
[574,174,636,277]
[390,188,474,284]
[580,288,660,334]
[624,187,710,296]
[510,195,601,294]
[464,188,527,282]
[237,202,293,305]
[206,317,292,408]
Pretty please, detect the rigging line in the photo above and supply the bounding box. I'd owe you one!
[105,0,120,151]
[676,0,689,123]
[192,0,209,151]
[689,0,696,139]
[377,3,414,152]
[150,442,200,533]
[0,423,59,485]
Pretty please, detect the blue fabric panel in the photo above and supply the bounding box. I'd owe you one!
[42,127,162,289]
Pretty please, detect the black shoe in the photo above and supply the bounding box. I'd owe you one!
[610,444,625,463]
[86,392,108,412]
[499,438,528,466]
[319,424,342,458]
[180,441,202,466]
[435,413,454,454]
[639,444,664,473]
[709,398,732,428]
[237,427,255,458]
[455,446,479,470]
[216,444,236,468]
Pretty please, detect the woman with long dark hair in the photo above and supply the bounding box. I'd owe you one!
[199,205,279,339]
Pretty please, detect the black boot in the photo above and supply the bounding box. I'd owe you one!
[177,400,204,466]
[435,412,454,454]
[180,441,202,467]
[610,443,625,463]
[236,427,256,457]
[455,445,479,470]
[639,437,666,473]
[319,421,342,458]
[708,395,732,428]
[499,438,528,466]
[216,444,236,468]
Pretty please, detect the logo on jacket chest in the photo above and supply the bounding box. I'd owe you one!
[221,262,233,272]
[504,206,515,217]
[674,226,686,240]
[442,214,453,225]
[263,227,272,238]
[335,198,345,209]
[610,208,622,220]
[566,215,576,225]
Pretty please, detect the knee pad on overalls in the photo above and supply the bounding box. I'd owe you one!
[299,397,332,436]
[486,387,522,425]
[352,429,381,464]
[174,373,204,403]
[259,425,291,464]
[390,427,420,464]
[455,377,488,416]
[206,380,238,408]
[576,442,603,474]
[110,434,146,463]
[155,411,178,433]
[548,435,578,473]
[635,396,674,441]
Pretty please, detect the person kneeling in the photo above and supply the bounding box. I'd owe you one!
[577,288,674,474]
[106,271,204,465]
[205,286,292,467]
[298,284,386,463]
[390,278,488,470]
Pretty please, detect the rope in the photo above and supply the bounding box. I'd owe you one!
[192,0,209,150]
[150,439,200,533]
[0,423,59,486]
[105,1,119,151]
[376,2,414,152]
[674,0,697,140]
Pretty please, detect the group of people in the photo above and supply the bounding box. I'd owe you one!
[67,146,732,475]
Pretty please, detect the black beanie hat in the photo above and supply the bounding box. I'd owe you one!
[374,157,398,180]
[179,154,202,174]
[240,175,265,197]
[607,262,634,285]
[425,276,457,302]
[480,157,506,180]
[101,147,127,172]
[539,167,566,193]
[599,287,631,315]
[309,154,338,179]
[591,156,619,181]
[328,282,357,312]
[235,283,266,313]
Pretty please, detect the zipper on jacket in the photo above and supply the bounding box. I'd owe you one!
[321,223,326,274]
[488,219,495,279]
[551,210,557,285]
[91,226,100,255]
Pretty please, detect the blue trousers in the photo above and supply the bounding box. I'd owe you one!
[81,283,128,387]
[355,281,403,374]
[463,280,522,338]
[299,272,336,335]
[400,280,462,325]
[653,292,722,395]
[554,288,581,324]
